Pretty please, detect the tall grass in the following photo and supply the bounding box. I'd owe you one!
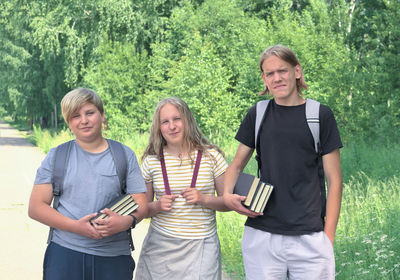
[27,126,400,279]
[28,125,74,153]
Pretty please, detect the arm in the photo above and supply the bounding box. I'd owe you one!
[93,192,148,237]
[28,184,102,239]
[322,149,343,245]
[181,173,230,211]
[223,143,262,218]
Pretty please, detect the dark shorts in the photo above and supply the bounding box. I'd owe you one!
[43,242,135,280]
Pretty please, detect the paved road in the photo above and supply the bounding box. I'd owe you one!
[0,120,149,279]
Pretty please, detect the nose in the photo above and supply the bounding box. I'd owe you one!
[81,115,88,123]
[272,72,282,82]
[169,122,175,130]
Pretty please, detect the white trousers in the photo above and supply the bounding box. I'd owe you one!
[242,226,335,280]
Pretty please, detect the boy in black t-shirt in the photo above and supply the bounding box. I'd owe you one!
[223,45,343,279]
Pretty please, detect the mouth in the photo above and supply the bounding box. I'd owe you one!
[274,84,286,89]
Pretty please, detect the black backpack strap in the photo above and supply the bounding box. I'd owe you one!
[107,139,127,193]
[47,140,73,243]
[107,139,134,250]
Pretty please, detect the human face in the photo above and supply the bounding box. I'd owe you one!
[159,103,185,147]
[261,55,302,105]
[67,103,105,143]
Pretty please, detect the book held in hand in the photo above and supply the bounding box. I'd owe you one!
[93,194,139,220]
[233,173,273,213]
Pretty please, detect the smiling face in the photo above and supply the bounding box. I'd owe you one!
[261,55,302,105]
[67,102,105,143]
[159,103,185,148]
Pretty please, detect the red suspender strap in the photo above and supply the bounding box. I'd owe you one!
[160,149,203,195]
[190,150,202,188]
[160,149,171,195]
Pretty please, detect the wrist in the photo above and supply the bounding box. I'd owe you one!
[128,213,137,229]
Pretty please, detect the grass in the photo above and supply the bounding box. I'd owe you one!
[19,124,400,279]
[334,173,400,279]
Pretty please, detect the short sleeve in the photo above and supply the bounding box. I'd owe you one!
[235,105,257,149]
[140,156,153,183]
[125,146,147,194]
[34,147,56,185]
[319,105,343,155]
[208,149,228,178]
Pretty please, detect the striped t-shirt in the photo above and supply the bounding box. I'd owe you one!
[141,148,227,239]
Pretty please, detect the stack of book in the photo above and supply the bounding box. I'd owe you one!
[234,173,274,213]
[93,194,139,220]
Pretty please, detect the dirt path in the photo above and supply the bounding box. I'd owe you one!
[0,120,149,279]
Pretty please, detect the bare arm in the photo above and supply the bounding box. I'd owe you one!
[28,184,102,239]
[322,149,343,245]
[223,143,262,218]
[181,173,230,211]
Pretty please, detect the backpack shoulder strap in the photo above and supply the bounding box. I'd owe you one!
[107,139,133,250]
[52,140,73,209]
[107,139,128,193]
[305,98,320,154]
[255,100,270,148]
[48,140,73,243]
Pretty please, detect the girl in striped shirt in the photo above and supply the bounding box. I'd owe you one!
[135,97,229,280]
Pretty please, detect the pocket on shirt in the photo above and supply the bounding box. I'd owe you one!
[98,169,121,198]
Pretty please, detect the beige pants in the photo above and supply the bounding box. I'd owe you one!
[135,226,221,280]
[242,226,335,280]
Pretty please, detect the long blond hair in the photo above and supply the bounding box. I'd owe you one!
[142,97,224,162]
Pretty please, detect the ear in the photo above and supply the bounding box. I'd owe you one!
[261,73,268,87]
[295,64,302,80]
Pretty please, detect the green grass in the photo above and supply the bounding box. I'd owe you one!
[334,173,400,279]
[22,125,400,279]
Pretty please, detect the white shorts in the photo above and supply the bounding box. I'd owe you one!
[242,226,335,280]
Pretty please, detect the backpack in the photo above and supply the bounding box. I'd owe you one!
[48,139,135,250]
[254,98,327,221]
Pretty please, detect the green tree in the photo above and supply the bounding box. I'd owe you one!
[83,39,151,139]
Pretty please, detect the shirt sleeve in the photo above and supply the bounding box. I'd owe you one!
[33,147,56,185]
[209,149,228,178]
[319,105,343,155]
[125,146,147,193]
[140,156,153,183]
[235,105,257,149]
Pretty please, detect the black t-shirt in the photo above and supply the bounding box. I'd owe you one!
[235,99,342,235]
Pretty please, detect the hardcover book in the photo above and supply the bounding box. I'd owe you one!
[93,194,139,220]
[233,173,273,213]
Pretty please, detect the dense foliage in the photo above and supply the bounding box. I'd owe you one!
[1,0,399,142]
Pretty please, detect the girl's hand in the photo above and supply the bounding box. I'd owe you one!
[158,194,179,212]
[181,188,204,205]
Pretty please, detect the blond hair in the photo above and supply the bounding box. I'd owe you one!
[259,45,308,96]
[142,97,224,162]
[61,88,104,124]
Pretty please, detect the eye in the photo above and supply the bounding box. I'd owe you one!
[72,114,80,119]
